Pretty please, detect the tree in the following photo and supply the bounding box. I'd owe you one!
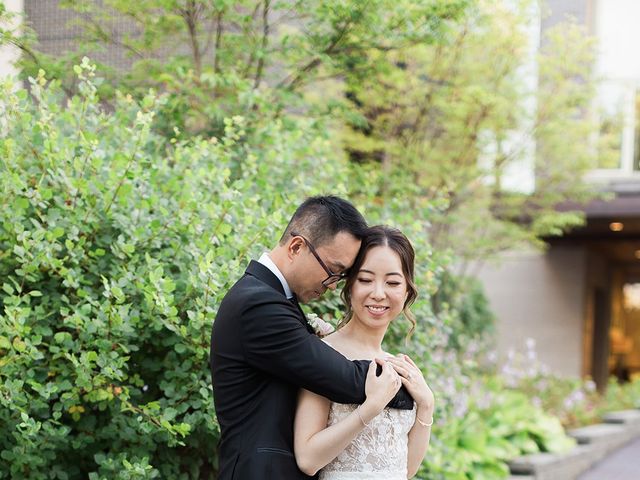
[13,0,468,137]
[339,0,606,272]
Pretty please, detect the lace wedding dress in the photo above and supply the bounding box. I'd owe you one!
[318,402,416,480]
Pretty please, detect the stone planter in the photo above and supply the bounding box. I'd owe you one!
[507,409,640,480]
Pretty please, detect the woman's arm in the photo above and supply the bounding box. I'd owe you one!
[385,354,435,478]
[294,360,400,476]
[406,403,434,477]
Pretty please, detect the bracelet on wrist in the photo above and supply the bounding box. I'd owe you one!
[356,406,370,427]
[416,415,434,427]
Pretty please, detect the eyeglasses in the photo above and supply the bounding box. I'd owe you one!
[291,232,348,287]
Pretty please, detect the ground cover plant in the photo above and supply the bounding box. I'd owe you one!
[500,338,640,430]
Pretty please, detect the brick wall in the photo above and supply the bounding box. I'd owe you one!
[24,0,140,70]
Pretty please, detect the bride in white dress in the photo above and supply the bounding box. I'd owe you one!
[294,226,435,479]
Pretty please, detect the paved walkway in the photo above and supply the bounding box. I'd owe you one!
[577,436,640,480]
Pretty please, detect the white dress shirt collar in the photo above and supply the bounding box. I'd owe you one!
[258,252,293,299]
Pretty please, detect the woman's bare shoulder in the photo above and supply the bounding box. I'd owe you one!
[322,333,378,361]
[321,333,356,359]
[322,335,344,351]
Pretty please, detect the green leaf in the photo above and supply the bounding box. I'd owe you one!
[163,407,177,421]
[111,286,124,301]
[86,351,98,363]
[219,223,232,235]
[14,197,29,210]
[54,332,71,344]
[52,226,65,238]
[12,337,26,352]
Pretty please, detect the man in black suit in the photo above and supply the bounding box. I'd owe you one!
[210,196,413,479]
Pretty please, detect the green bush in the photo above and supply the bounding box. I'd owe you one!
[497,338,640,430]
[0,63,351,479]
[0,61,587,480]
[422,386,575,480]
[431,274,496,352]
[412,352,575,480]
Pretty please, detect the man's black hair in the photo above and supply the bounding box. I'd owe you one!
[279,196,368,246]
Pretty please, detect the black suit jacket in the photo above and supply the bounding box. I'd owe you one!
[210,261,413,479]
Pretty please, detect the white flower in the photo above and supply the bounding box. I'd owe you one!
[306,313,335,337]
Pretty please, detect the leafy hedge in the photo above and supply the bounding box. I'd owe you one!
[1,63,581,480]
[0,64,350,479]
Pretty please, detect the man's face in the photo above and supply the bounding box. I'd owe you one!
[291,231,361,303]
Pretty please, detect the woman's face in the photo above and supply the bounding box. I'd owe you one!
[350,245,408,329]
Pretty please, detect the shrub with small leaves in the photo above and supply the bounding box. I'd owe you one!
[0,61,352,479]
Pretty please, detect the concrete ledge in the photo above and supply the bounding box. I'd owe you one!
[507,409,640,480]
[570,409,640,455]
[601,409,640,425]
[569,424,627,448]
[509,445,596,480]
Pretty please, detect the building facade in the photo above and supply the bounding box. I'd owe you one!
[478,0,640,388]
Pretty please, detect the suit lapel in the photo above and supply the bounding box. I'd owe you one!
[245,261,312,332]
[289,294,314,334]
[245,260,286,295]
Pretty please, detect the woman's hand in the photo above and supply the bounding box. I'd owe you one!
[385,354,434,412]
[359,359,402,423]
[392,354,435,478]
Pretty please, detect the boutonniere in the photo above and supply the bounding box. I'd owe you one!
[306,313,335,337]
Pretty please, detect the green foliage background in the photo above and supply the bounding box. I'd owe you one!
[0,62,579,480]
[0,0,631,478]
[0,64,358,478]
